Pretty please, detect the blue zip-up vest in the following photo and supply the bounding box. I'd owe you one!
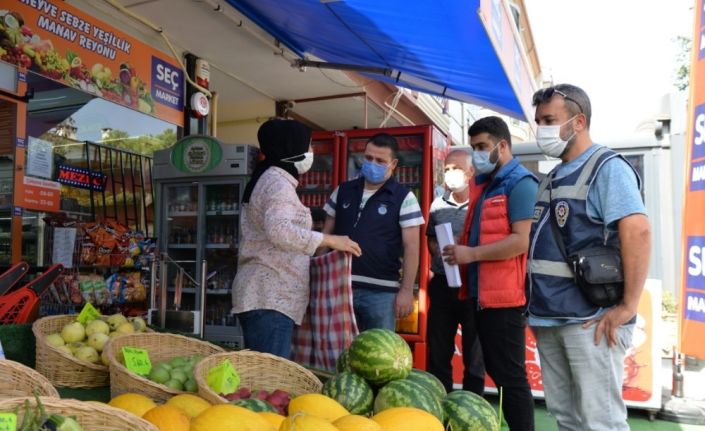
[528,146,641,319]
[334,177,409,292]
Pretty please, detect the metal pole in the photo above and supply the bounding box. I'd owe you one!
[199,259,207,339]
[159,252,168,328]
[149,256,157,310]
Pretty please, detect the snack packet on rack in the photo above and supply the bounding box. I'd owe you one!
[80,241,96,265]
[68,276,82,304]
[79,275,95,304]
[93,276,112,306]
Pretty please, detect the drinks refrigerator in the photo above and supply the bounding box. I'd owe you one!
[151,136,259,348]
[335,125,449,368]
[296,131,343,231]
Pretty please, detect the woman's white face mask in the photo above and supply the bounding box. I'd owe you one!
[282,151,314,174]
[536,115,578,158]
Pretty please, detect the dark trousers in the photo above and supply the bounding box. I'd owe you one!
[427,274,485,394]
[473,306,535,431]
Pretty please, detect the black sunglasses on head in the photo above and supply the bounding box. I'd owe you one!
[533,87,584,113]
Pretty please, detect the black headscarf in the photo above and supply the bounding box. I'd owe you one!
[242,119,311,203]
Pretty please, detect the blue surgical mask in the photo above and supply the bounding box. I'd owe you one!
[472,145,498,174]
[360,160,389,184]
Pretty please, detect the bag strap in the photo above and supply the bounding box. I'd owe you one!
[547,177,575,275]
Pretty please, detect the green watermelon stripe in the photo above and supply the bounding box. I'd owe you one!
[443,390,500,431]
[374,379,444,421]
[322,371,374,415]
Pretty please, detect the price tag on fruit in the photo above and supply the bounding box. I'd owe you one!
[77,302,101,324]
[207,359,240,395]
[0,413,16,431]
[122,346,152,376]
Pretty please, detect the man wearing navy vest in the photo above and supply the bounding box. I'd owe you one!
[322,133,424,331]
[528,84,651,430]
[443,116,537,430]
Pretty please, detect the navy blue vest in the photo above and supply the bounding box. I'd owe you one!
[334,177,409,291]
[528,146,640,319]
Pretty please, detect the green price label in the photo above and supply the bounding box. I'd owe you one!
[76,302,101,324]
[0,413,17,431]
[207,359,240,395]
[122,346,152,376]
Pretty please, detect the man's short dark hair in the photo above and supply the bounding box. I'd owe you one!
[367,133,399,158]
[532,83,592,128]
[468,116,512,147]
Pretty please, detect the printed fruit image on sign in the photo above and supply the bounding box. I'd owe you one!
[0,1,184,126]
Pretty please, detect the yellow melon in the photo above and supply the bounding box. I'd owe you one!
[142,405,190,431]
[278,413,339,431]
[191,404,276,431]
[258,411,286,429]
[334,414,384,431]
[107,393,157,417]
[288,393,349,422]
[372,407,444,431]
[165,393,211,418]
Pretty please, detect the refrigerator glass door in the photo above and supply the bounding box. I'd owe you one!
[202,181,242,347]
[298,136,337,231]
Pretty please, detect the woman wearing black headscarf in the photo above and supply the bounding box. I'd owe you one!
[233,119,361,359]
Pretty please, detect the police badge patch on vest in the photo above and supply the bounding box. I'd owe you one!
[555,201,570,227]
[378,203,388,215]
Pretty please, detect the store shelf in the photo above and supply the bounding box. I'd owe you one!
[168,211,198,217]
[167,287,230,295]
[168,244,197,249]
[206,210,239,216]
[205,243,234,249]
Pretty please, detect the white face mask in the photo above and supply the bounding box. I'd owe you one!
[283,151,314,174]
[444,169,468,192]
[536,115,577,158]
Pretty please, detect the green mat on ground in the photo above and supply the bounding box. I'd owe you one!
[0,323,35,368]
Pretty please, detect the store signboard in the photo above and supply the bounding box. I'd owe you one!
[26,136,53,179]
[478,0,538,128]
[56,164,106,191]
[681,0,705,359]
[16,175,60,212]
[0,1,184,126]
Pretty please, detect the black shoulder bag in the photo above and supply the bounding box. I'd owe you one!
[548,181,624,307]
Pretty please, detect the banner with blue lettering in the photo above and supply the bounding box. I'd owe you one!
[681,0,705,359]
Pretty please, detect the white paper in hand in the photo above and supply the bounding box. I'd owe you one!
[434,222,462,287]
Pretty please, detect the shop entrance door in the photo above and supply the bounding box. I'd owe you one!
[0,91,28,266]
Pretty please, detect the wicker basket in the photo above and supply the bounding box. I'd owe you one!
[0,359,59,398]
[32,314,109,388]
[0,396,158,431]
[104,332,224,403]
[194,350,323,404]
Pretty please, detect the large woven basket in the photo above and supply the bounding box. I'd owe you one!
[194,350,322,404]
[0,396,158,431]
[32,314,109,388]
[0,359,59,398]
[104,332,224,403]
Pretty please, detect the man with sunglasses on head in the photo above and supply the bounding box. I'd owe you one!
[321,133,424,331]
[528,84,651,430]
[442,116,538,430]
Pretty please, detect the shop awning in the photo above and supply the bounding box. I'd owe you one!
[225,0,538,121]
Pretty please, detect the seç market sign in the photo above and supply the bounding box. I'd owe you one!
[57,164,107,191]
[0,0,184,126]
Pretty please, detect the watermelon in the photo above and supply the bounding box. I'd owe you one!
[349,329,412,386]
[406,369,447,402]
[230,398,277,413]
[336,348,352,373]
[322,371,374,415]
[373,379,444,421]
[442,390,500,431]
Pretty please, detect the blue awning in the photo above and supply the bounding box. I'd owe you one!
[225,0,537,121]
